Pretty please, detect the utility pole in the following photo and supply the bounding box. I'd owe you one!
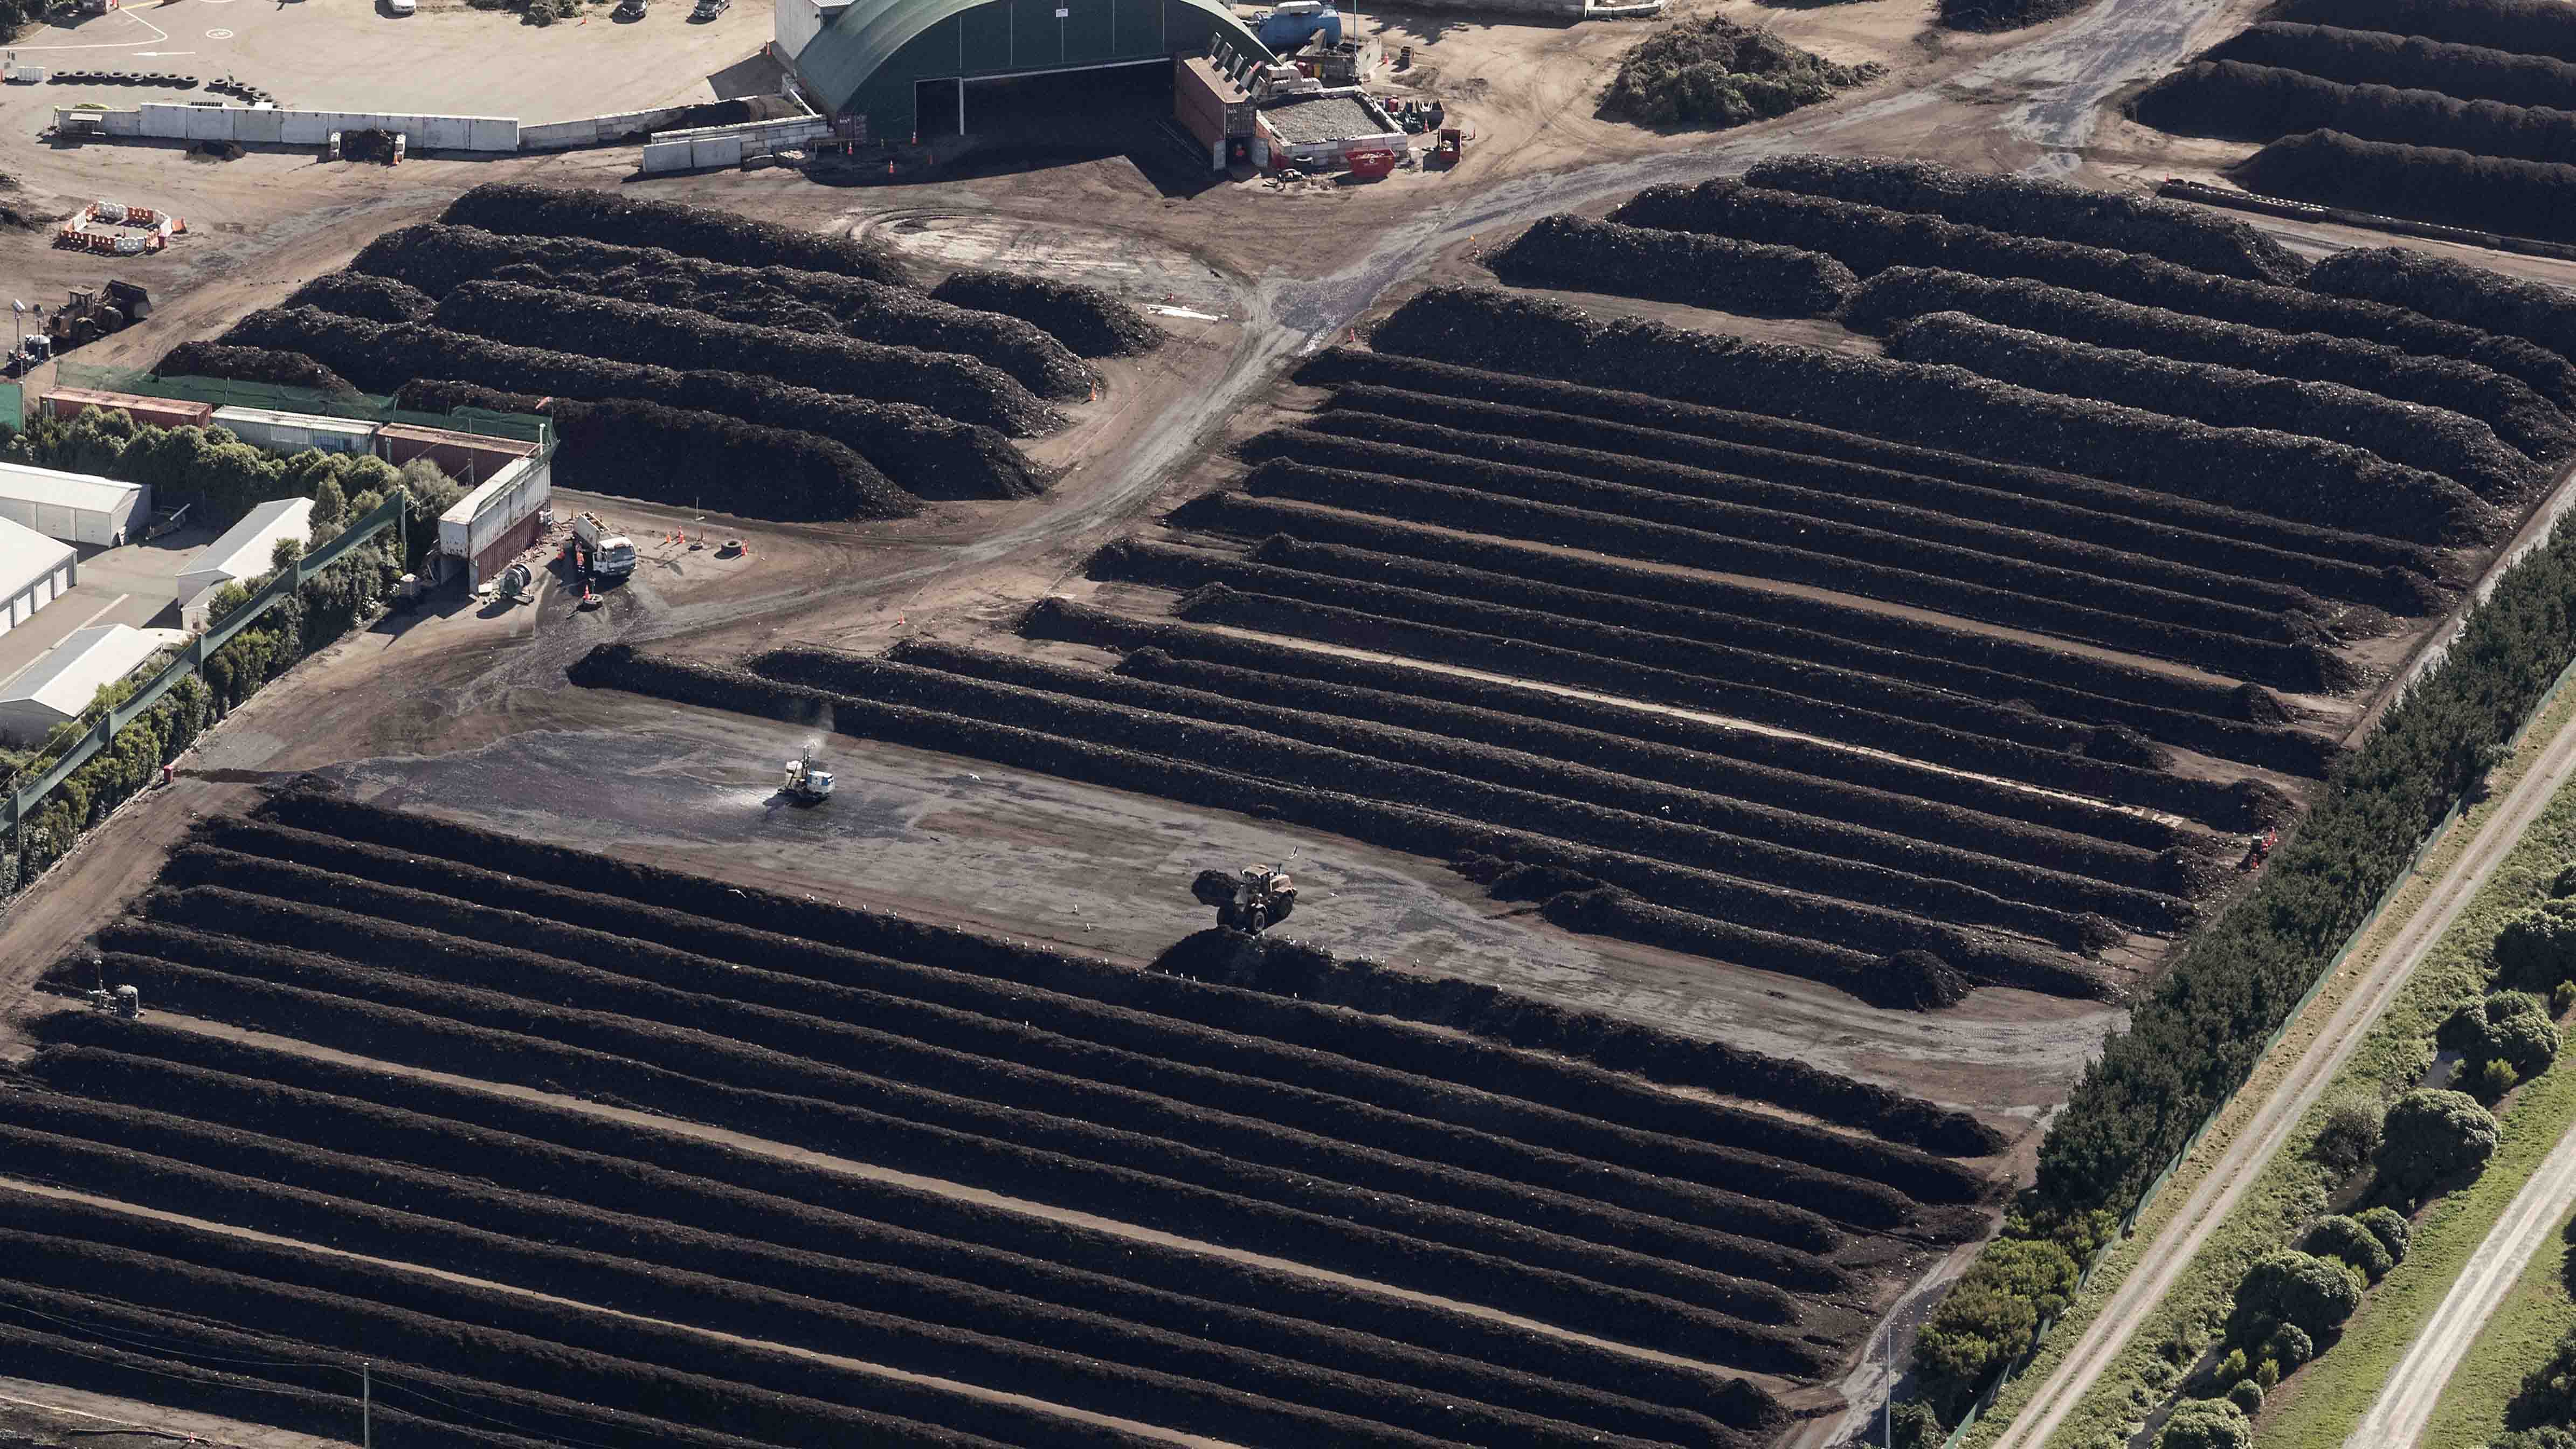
[362,1360,372,1449]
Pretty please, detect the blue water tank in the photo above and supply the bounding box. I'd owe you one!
[1256,3,1340,51]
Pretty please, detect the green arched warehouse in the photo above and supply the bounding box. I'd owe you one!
[772,0,1273,144]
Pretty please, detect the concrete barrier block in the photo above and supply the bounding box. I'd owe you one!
[237,107,284,143]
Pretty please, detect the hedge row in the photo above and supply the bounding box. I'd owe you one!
[280,270,432,321]
[1212,527,2325,779]
[578,641,2088,990]
[185,816,1859,1240]
[350,223,1092,399]
[2268,0,2576,66]
[439,182,909,284]
[1221,460,2352,695]
[1844,266,2574,465]
[254,783,2001,1162]
[396,380,918,521]
[74,944,1807,1367]
[427,281,1056,437]
[1298,350,2447,579]
[893,631,2183,937]
[1739,153,2309,282]
[1485,213,1860,316]
[161,844,1865,1270]
[2207,24,2576,113]
[23,1059,1708,1449]
[0,1270,803,1449]
[0,1223,978,1449]
[1284,408,2334,622]
[0,1192,1194,1449]
[217,306,1037,501]
[1928,367,2576,1418]
[1603,180,2576,409]
[927,267,1161,357]
[150,341,356,394]
[1369,285,2491,543]
[29,1018,1776,1432]
[139,879,1856,1299]
[2135,60,2576,169]
[2309,245,2576,365]
[1886,309,2540,501]
[2235,129,2576,245]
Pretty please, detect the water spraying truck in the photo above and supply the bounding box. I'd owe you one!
[782,746,835,803]
[570,512,638,581]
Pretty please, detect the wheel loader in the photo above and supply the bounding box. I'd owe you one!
[1193,864,1296,934]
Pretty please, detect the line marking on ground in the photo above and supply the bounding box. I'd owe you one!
[73,594,131,630]
[4,8,170,50]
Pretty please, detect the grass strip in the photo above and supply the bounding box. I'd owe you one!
[2414,1202,2576,1447]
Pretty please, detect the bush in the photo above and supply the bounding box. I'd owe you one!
[2309,246,2576,368]
[350,224,1093,399]
[2158,1399,2252,1449]
[1843,266,2575,466]
[1885,309,2540,502]
[1742,154,2308,283]
[1368,284,2494,543]
[440,182,907,283]
[927,268,1159,357]
[2208,24,2576,112]
[1914,1238,2080,1407]
[2266,1321,2315,1369]
[1485,213,1859,317]
[1598,17,1882,126]
[2233,1250,2365,1341]
[2235,130,2576,245]
[2501,899,2576,986]
[2214,1347,2248,1385]
[2441,991,2562,1075]
[2357,1205,2413,1264]
[2304,1213,2395,1280]
[2227,1378,2265,1413]
[2377,1088,2502,1194]
[1939,0,2085,34]
[2135,61,2576,168]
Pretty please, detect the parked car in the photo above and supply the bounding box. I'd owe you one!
[691,0,728,19]
[383,0,416,15]
[615,0,647,18]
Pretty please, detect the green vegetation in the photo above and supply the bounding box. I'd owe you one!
[5,406,457,567]
[1955,678,2576,1447]
[1920,522,2576,1437]
[1598,18,1882,129]
[2425,1208,2576,1445]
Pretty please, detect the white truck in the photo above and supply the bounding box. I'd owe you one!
[570,512,638,581]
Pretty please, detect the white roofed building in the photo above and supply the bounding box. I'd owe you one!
[0,459,150,547]
[0,513,78,644]
[0,624,162,743]
[178,497,313,629]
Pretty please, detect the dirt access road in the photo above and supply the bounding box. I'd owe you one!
[2347,1108,2576,1445]
[1985,689,2576,1449]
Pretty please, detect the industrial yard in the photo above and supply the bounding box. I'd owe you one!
[0,0,2574,1444]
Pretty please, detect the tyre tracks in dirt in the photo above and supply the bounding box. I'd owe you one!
[1988,690,2576,1449]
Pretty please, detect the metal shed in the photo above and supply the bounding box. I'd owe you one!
[0,514,78,642]
[0,461,150,548]
[211,406,382,458]
[178,497,313,627]
[777,0,1272,146]
[0,623,163,743]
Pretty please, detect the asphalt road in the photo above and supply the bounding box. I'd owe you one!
[2350,1103,2576,1445]
[1986,684,2576,1449]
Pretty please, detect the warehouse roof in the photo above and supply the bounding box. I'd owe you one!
[0,513,71,603]
[187,497,314,586]
[791,0,1272,112]
[0,624,160,725]
[210,405,382,437]
[0,459,146,514]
